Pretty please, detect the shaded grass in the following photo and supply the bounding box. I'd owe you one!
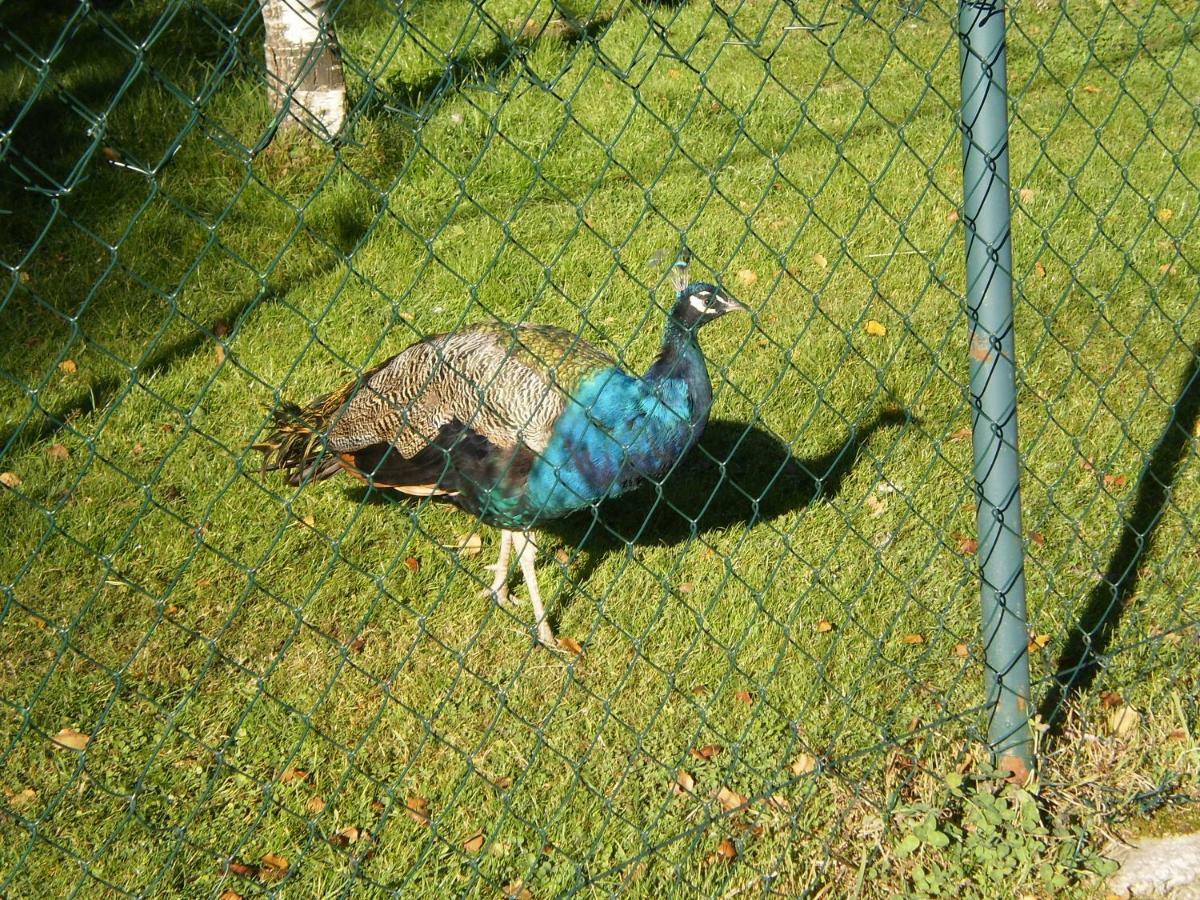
[1,0,1198,896]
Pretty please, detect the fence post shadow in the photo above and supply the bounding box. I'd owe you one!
[1039,342,1200,730]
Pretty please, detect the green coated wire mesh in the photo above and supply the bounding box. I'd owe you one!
[1,0,1197,895]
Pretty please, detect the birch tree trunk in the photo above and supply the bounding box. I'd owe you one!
[259,0,345,139]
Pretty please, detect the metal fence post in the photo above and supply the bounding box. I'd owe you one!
[957,0,1035,779]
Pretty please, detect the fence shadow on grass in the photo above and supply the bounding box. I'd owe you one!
[1040,343,1200,730]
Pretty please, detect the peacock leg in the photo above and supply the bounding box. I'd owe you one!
[481,528,515,606]
[513,531,556,648]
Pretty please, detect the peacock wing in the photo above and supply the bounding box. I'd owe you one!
[326,322,615,458]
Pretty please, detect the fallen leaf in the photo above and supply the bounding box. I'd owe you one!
[690,744,723,761]
[214,345,226,365]
[371,799,385,812]
[716,838,737,861]
[463,832,485,853]
[1027,633,1051,651]
[405,795,431,826]
[227,861,259,879]
[556,636,584,656]
[736,269,758,287]
[503,881,533,900]
[58,359,77,374]
[1157,208,1174,224]
[812,253,828,270]
[349,635,367,654]
[901,633,925,645]
[329,826,360,847]
[949,426,972,441]
[47,444,69,461]
[1080,458,1095,472]
[1100,690,1123,709]
[132,442,145,456]
[8,788,36,808]
[456,533,483,557]
[734,689,754,705]
[1082,83,1100,93]
[1,472,21,489]
[493,776,513,790]
[279,767,308,784]
[815,619,834,634]
[691,684,709,696]
[1168,728,1188,741]
[51,728,90,751]
[1018,187,1034,204]
[1035,260,1046,278]
[865,495,887,517]
[1029,532,1046,548]
[404,556,420,572]
[260,852,288,881]
[947,209,960,223]
[668,67,681,78]
[678,581,693,594]
[953,643,969,658]
[306,795,326,815]
[1107,706,1140,738]
[766,794,791,811]
[790,753,817,775]
[673,770,696,796]
[555,548,570,565]
[1103,473,1127,490]
[213,321,230,338]
[864,319,887,337]
[955,534,979,554]
[716,786,748,813]
[296,513,316,529]
[219,890,244,900]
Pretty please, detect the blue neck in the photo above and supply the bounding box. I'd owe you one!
[646,317,713,429]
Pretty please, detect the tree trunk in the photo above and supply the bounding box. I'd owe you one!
[259,0,345,140]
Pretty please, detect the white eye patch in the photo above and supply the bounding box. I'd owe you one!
[688,291,718,314]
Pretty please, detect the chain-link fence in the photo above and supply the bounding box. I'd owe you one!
[1,0,1197,895]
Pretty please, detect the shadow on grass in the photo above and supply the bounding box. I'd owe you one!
[346,407,910,598]
[1039,343,1200,729]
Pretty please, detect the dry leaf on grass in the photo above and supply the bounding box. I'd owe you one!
[1103,473,1128,490]
[329,826,362,847]
[503,881,533,900]
[955,534,979,554]
[691,684,709,696]
[690,744,723,762]
[1027,633,1051,651]
[219,890,243,900]
[949,426,972,441]
[736,269,758,287]
[8,788,36,808]
[51,728,90,751]
[349,635,367,654]
[1157,208,1174,224]
[47,444,69,461]
[1018,187,1035,204]
[404,556,420,572]
[1,472,21,489]
[214,345,226,365]
[1082,83,1100,94]
[456,533,483,557]
[673,770,696,796]
[1035,260,1047,278]
[1107,706,1141,738]
[227,861,259,879]
[259,853,288,881]
[678,581,693,594]
[716,838,737,861]
[306,795,326,815]
[815,619,835,634]
[864,319,887,337]
[406,795,431,826]
[947,209,960,223]
[1101,690,1124,709]
[901,633,925,645]
[953,643,970,658]
[279,767,308,784]
[812,253,828,270]
[58,359,77,374]
[463,832,485,853]
[734,689,754,705]
[790,754,817,776]
[1029,531,1046,548]
[865,495,887,517]
[556,636,584,656]
[715,786,747,813]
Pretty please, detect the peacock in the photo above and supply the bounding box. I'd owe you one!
[256,254,746,647]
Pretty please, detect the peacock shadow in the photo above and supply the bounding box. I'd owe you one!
[347,407,910,601]
[540,409,911,591]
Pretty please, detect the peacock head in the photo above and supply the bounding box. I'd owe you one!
[669,257,747,329]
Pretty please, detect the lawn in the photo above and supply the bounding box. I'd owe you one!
[1,0,1198,895]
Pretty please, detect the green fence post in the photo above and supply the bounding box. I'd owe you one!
[957,0,1035,779]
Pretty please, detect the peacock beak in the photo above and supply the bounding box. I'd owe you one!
[719,293,748,314]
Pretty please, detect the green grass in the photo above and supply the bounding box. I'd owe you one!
[1,0,1198,895]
